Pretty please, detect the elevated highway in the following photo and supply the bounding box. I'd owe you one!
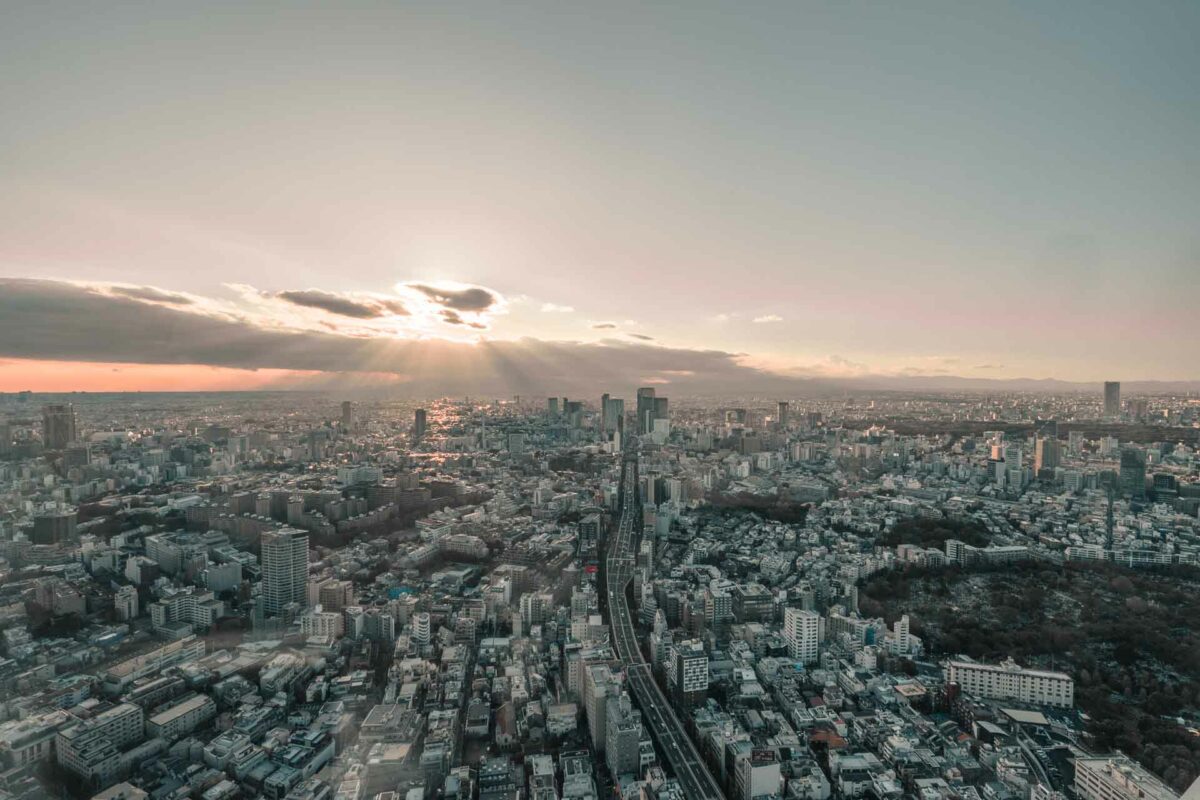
[603,438,724,799]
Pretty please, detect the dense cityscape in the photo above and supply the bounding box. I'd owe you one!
[4,3,1199,800]
[0,384,1197,800]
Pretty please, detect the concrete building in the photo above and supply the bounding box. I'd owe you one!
[945,658,1074,708]
[670,639,708,707]
[604,693,642,779]
[145,693,216,741]
[55,703,144,789]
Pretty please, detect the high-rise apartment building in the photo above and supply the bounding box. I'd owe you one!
[260,528,309,616]
[1104,381,1121,417]
[784,608,820,664]
[42,403,77,450]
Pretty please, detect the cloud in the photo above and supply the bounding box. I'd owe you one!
[108,285,195,306]
[591,322,618,330]
[277,289,408,319]
[974,363,1004,370]
[541,303,575,313]
[753,314,783,323]
[440,309,487,329]
[626,333,655,341]
[0,278,829,396]
[404,282,499,312]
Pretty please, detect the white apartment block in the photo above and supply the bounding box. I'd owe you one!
[784,608,821,664]
[945,658,1074,708]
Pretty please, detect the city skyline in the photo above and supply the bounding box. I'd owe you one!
[3,1,1200,391]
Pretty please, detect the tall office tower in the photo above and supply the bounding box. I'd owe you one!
[777,401,790,429]
[413,408,427,440]
[601,396,625,436]
[41,403,77,450]
[1103,381,1121,417]
[636,387,656,434]
[1119,447,1147,500]
[0,419,11,458]
[600,393,610,431]
[341,401,356,430]
[783,607,820,664]
[652,397,669,425]
[260,528,309,616]
[547,397,559,416]
[1034,437,1060,474]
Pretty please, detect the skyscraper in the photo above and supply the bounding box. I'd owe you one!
[636,387,656,435]
[413,408,427,440]
[601,396,625,436]
[341,400,355,430]
[42,403,77,450]
[777,401,790,429]
[1103,382,1121,417]
[261,528,309,616]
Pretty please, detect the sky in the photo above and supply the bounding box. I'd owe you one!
[2,1,1198,394]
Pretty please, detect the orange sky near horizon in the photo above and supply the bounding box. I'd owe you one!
[0,359,318,393]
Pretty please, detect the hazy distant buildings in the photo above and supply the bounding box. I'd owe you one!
[42,403,77,450]
[260,528,309,616]
[1104,381,1121,417]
